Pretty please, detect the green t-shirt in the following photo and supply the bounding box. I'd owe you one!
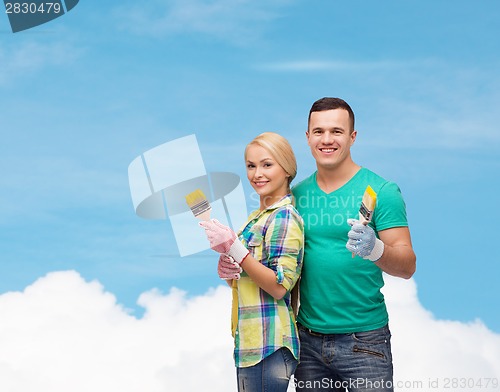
[292,167,408,334]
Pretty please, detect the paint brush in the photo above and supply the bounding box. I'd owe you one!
[352,185,377,257]
[185,189,212,221]
[358,185,377,225]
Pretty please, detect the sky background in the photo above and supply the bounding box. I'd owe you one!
[1,1,499,390]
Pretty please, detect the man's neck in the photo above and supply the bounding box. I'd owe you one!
[316,160,361,194]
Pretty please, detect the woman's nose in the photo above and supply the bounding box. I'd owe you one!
[255,166,263,177]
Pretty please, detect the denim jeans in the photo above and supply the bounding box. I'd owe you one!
[294,324,393,392]
[237,347,298,392]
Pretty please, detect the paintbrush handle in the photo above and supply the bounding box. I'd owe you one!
[195,210,211,221]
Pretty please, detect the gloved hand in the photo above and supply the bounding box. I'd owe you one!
[199,219,249,264]
[346,219,385,262]
[217,254,242,280]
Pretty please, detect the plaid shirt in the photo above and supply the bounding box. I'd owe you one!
[231,194,304,368]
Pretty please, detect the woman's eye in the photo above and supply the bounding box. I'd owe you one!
[247,164,255,169]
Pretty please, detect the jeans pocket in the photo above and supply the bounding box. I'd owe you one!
[352,325,391,344]
[352,345,386,359]
[351,325,391,360]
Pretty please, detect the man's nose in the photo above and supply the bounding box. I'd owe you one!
[321,131,334,144]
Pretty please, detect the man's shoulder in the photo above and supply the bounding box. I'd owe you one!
[357,167,398,191]
[358,167,386,183]
[291,172,316,195]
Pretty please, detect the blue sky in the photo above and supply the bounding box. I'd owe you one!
[1,0,499,335]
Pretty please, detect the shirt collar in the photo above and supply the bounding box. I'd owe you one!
[249,194,293,221]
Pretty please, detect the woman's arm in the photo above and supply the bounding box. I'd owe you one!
[200,210,303,299]
[240,255,287,299]
[240,207,303,299]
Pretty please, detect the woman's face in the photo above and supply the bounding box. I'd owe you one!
[246,144,290,209]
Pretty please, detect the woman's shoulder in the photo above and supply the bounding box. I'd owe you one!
[271,202,304,228]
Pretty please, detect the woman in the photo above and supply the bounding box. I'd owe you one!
[200,132,304,392]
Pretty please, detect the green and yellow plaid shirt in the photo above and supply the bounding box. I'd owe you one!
[231,194,304,368]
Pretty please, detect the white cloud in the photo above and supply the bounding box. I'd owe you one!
[0,271,498,392]
[0,271,235,392]
[383,275,500,390]
[114,0,292,44]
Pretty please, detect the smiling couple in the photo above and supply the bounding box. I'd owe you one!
[199,97,416,392]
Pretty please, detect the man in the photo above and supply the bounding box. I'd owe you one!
[292,97,416,392]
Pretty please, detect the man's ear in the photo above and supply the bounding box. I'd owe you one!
[350,130,357,145]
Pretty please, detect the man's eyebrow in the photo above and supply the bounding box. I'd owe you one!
[311,126,345,131]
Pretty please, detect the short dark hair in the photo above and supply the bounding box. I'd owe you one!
[308,97,355,132]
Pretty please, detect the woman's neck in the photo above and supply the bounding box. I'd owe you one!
[259,192,288,211]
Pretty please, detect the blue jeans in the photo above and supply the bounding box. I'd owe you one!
[294,324,393,392]
[237,347,298,392]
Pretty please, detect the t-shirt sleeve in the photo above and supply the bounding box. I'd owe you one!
[372,181,409,232]
[264,207,304,292]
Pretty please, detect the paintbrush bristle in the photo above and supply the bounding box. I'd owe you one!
[185,189,212,220]
[185,189,206,207]
[359,185,377,223]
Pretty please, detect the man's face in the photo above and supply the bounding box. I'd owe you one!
[306,109,357,170]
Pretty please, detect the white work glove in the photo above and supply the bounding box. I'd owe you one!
[199,219,249,264]
[346,219,384,262]
[217,254,242,280]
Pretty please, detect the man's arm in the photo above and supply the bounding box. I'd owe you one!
[375,226,416,279]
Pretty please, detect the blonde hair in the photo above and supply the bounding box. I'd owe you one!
[244,132,297,189]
